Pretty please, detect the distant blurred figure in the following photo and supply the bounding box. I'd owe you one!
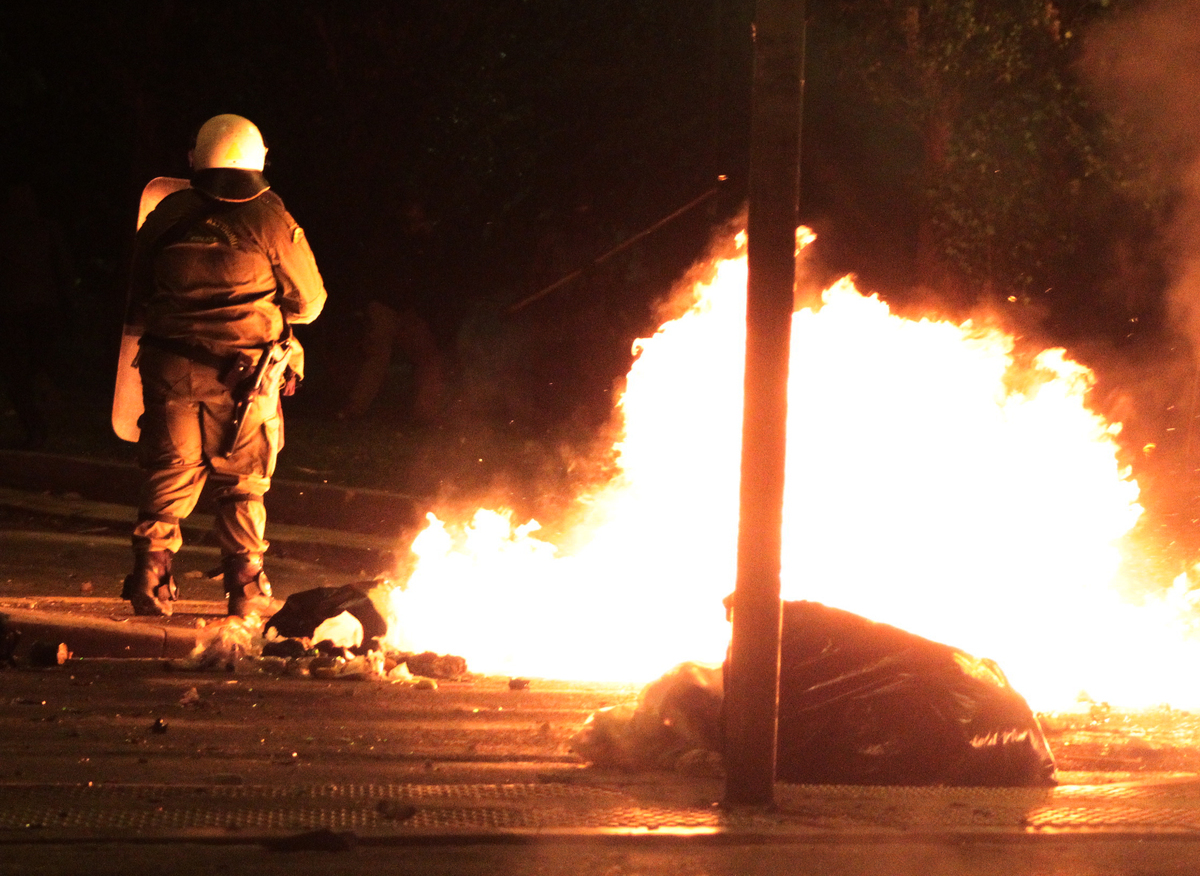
[337,200,445,424]
[0,181,73,449]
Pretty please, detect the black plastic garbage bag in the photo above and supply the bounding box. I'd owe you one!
[773,600,1056,787]
[265,582,389,655]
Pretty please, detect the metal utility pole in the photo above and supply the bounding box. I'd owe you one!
[724,0,805,807]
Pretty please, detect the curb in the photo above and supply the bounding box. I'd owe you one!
[2,606,205,660]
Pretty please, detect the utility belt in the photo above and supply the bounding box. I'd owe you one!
[140,331,296,458]
[139,333,295,396]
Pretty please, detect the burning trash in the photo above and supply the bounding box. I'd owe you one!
[172,581,469,683]
[378,228,1200,716]
[573,601,1056,787]
[265,580,390,655]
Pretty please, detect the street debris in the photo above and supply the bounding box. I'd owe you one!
[773,600,1056,787]
[156,584,471,685]
[188,614,263,667]
[28,641,70,667]
[573,601,1058,787]
[0,618,72,669]
[405,651,467,679]
[572,661,723,775]
[265,581,389,655]
[261,638,308,659]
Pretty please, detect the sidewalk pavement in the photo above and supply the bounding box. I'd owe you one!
[0,448,423,660]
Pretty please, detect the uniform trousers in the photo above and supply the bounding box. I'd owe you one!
[132,345,281,558]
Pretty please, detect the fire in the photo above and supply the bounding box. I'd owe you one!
[387,230,1200,712]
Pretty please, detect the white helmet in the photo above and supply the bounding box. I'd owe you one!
[191,114,267,171]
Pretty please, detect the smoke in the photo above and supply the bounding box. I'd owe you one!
[1081,0,1200,350]
[1074,1,1200,563]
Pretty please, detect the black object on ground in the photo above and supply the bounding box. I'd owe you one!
[575,600,1057,787]
[774,600,1057,787]
[265,581,388,654]
[27,641,68,667]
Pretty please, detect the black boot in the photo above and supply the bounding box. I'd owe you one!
[223,554,273,618]
[121,549,178,617]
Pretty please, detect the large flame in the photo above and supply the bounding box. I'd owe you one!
[387,231,1200,711]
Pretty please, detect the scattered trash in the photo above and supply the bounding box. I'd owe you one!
[143,581,471,684]
[313,639,354,659]
[406,651,467,680]
[387,662,414,682]
[572,661,723,773]
[773,600,1057,787]
[182,615,266,670]
[311,611,364,652]
[150,718,168,734]
[179,687,201,706]
[79,581,94,595]
[266,581,389,655]
[413,677,438,691]
[261,639,310,659]
[509,677,531,690]
[255,656,290,675]
[309,655,344,680]
[573,601,1057,787]
[28,642,70,667]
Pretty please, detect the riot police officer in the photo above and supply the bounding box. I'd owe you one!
[123,114,327,617]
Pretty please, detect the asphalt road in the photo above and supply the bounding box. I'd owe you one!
[7,658,1200,875]
[5,462,1200,873]
[0,657,631,787]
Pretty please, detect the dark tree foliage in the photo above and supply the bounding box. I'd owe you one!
[814,0,1153,339]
